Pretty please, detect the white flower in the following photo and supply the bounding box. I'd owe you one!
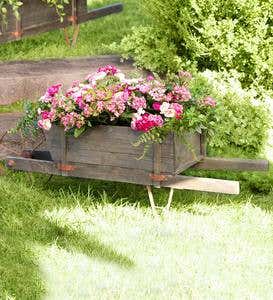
[94,71,107,81]
[137,108,145,115]
[115,72,126,81]
[37,108,42,115]
[43,119,52,130]
[251,98,261,107]
[38,119,52,131]
[133,109,145,120]
[123,78,140,84]
[160,102,176,118]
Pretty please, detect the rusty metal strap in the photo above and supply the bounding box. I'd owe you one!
[69,0,78,25]
[57,163,76,172]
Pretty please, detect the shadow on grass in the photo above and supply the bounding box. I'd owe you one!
[0,173,134,299]
[40,167,273,212]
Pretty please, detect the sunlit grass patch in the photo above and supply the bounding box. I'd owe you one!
[0,170,273,299]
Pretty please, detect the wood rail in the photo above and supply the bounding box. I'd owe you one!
[193,157,269,172]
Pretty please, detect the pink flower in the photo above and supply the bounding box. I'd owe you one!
[146,75,154,81]
[106,91,128,117]
[171,103,183,119]
[40,111,50,120]
[131,96,147,111]
[172,85,191,101]
[131,113,163,132]
[47,84,62,97]
[38,119,52,131]
[97,101,104,112]
[97,65,118,75]
[203,96,216,107]
[137,84,151,94]
[152,102,161,111]
[149,87,166,102]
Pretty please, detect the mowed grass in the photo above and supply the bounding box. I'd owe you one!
[0,167,273,300]
[0,0,145,61]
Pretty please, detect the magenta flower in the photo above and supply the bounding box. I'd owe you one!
[152,102,161,111]
[146,75,155,81]
[97,65,118,75]
[131,113,163,132]
[47,84,62,97]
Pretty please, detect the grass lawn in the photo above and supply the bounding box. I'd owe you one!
[0,0,145,62]
[0,167,273,299]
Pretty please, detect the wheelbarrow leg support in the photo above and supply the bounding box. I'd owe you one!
[63,24,80,47]
[165,188,174,211]
[146,185,175,214]
[146,185,157,216]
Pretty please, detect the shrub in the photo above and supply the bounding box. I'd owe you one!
[202,70,271,155]
[121,0,273,90]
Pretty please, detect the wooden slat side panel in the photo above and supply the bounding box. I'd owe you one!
[45,126,174,172]
[21,0,61,29]
[44,125,64,162]
[193,157,269,171]
[174,133,202,174]
[0,2,122,44]
[162,175,240,195]
[76,0,88,16]
[67,126,173,172]
[68,149,173,172]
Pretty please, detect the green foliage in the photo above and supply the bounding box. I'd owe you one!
[121,0,273,90]
[10,101,40,137]
[202,70,271,155]
[121,26,185,74]
[0,0,22,26]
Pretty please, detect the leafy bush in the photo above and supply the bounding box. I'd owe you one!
[121,0,273,90]
[202,70,271,155]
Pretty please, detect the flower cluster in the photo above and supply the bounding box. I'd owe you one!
[36,65,217,138]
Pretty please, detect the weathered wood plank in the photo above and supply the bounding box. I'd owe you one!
[6,156,154,185]
[0,55,135,105]
[46,125,174,173]
[162,175,240,195]
[193,157,269,171]
[6,156,240,193]
[0,2,122,44]
[79,3,123,22]
[174,133,203,174]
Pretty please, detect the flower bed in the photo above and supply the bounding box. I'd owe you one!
[35,65,217,143]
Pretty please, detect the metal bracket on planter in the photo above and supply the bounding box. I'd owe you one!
[149,173,168,182]
[57,163,76,172]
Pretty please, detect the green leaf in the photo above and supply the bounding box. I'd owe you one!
[74,126,86,138]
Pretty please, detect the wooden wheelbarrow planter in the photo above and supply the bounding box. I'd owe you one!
[0,0,122,46]
[6,125,268,213]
